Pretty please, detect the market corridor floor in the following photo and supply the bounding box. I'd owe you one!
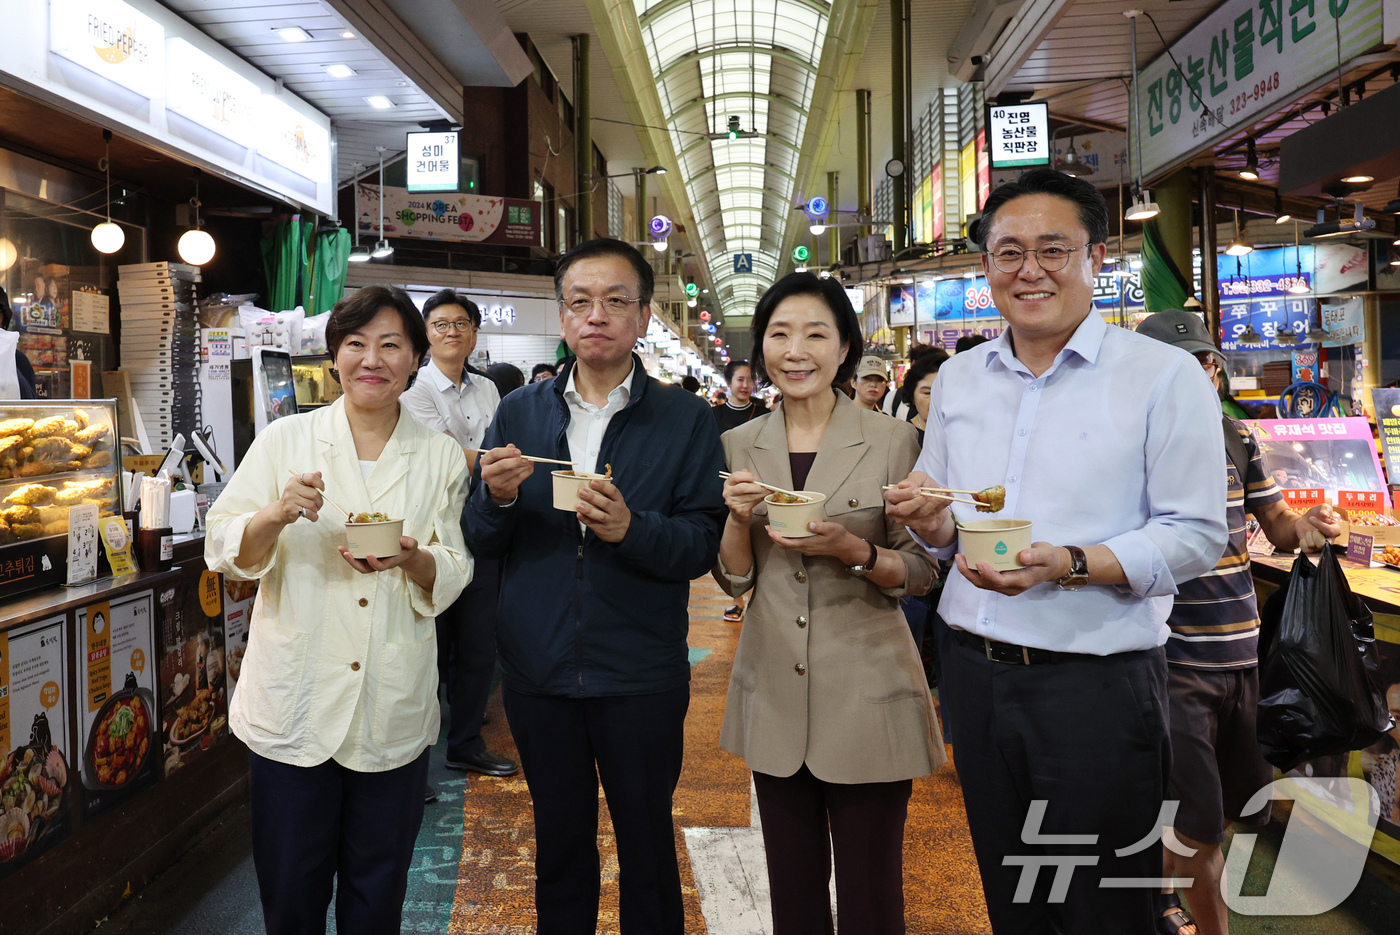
[96,580,1400,934]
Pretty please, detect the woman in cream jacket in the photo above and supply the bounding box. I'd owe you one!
[205,286,471,935]
[716,273,943,935]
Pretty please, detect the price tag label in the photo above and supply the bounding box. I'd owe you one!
[1283,488,1325,509]
[1339,490,1385,513]
[1347,531,1375,565]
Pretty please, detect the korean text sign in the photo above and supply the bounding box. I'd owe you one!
[1244,418,1386,506]
[1135,0,1382,178]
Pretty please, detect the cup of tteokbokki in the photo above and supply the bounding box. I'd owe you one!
[551,465,612,512]
[958,519,1033,571]
[764,491,828,538]
[343,511,404,559]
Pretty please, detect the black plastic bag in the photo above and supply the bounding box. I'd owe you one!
[1255,547,1392,772]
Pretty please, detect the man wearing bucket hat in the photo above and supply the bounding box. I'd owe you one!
[1137,307,1340,935]
[853,356,891,413]
[884,168,1229,934]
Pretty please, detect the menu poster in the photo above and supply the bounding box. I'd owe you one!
[1371,388,1400,481]
[1244,418,1387,506]
[71,291,110,335]
[159,570,228,778]
[77,591,158,819]
[221,577,257,698]
[0,615,71,881]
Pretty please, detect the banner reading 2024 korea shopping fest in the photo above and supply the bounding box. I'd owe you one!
[357,184,541,247]
[1135,0,1383,179]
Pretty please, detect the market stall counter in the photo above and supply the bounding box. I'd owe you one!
[1251,552,1400,869]
[0,554,255,935]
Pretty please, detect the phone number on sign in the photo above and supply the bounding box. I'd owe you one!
[1228,72,1281,117]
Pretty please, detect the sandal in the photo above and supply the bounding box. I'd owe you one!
[1154,892,1197,935]
[723,604,744,622]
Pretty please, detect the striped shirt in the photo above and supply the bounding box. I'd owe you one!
[1167,420,1282,670]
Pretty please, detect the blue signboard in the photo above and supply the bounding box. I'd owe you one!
[1219,297,1312,352]
[1217,245,1313,300]
[733,253,753,273]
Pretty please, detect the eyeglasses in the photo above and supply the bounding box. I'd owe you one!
[561,294,641,317]
[1197,354,1220,374]
[430,320,476,334]
[989,242,1093,273]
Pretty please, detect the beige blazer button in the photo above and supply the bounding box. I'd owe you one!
[848,497,859,507]
[358,598,368,607]
[795,570,807,583]
[796,615,808,628]
[351,661,361,671]
[794,663,806,675]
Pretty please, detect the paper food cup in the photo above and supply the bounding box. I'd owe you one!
[343,519,404,559]
[958,519,1033,571]
[552,470,609,512]
[765,491,828,538]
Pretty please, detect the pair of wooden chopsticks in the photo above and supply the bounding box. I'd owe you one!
[880,484,983,507]
[466,448,576,466]
[718,471,805,500]
[288,469,352,518]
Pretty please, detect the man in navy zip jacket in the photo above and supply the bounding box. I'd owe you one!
[464,238,726,934]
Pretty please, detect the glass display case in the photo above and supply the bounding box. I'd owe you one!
[0,399,123,595]
[291,353,343,410]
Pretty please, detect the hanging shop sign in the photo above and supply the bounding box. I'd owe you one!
[1244,418,1386,506]
[986,102,1049,169]
[358,184,541,247]
[1136,0,1383,179]
[1369,387,1400,480]
[1320,296,1365,346]
[890,266,1147,329]
[165,37,259,149]
[2,0,335,213]
[405,131,460,193]
[49,0,165,100]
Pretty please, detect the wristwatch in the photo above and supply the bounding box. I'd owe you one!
[848,539,879,577]
[1057,545,1089,591]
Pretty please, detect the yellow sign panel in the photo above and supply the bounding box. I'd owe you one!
[86,601,112,713]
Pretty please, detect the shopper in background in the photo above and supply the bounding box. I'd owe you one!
[953,334,989,354]
[681,374,702,395]
[901,350,947,447]
[465,238,726,935]
[713,357,769,622]
[717,272,942,935]
[531,362,557,383]
[205,285,472,935]
[486,361,525,398]
[883,345,946,420]
[400,289,518,790]
[852,356,890,413]
[1137,308,1340,935]
[887,168,1228,934]
[0,287,37,399]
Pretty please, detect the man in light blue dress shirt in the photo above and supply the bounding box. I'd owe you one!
[887,168,1228,934]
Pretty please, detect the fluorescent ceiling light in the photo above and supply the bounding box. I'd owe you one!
[1342,174,1373,184]
[324,64,357,79]
[276,27,312,42]
[341,31,356,39]
[371,239,394,259]
[365,96,394,109]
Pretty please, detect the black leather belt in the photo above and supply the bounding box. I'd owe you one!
[952,627,1086,665]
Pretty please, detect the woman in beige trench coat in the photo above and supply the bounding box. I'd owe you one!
[715,272,944,935]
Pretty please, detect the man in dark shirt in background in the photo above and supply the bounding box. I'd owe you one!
[1137,309,1340,935]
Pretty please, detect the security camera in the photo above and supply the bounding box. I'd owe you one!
[970,55,986,66]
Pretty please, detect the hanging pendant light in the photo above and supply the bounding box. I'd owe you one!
[1124,12,1159,222]
[371,146,393,259]
[1237,321,1266,346]
[177,168,215,266]
[347,161,371,262]
[1225,209,1253,256]
[1238,139,1260,180]
[90,129,125,255]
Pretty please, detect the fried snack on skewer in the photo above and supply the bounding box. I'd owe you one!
[971,485,1006,513]
[73,408,90,429]
[30,415,81,439]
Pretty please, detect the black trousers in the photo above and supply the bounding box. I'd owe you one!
[752,764,912,935]
[436,557,499,760]
[941,634,1171,935]
[503,685,689,935]
[247,748,430,935]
